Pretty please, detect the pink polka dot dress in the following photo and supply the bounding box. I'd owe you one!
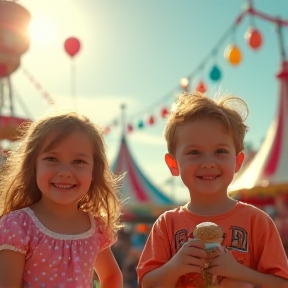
[0,207,116,288]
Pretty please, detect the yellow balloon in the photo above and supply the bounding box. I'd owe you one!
[224,44,242,66]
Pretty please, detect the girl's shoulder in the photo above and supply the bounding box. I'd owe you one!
[0,208,35,254]
[0,207,33,227]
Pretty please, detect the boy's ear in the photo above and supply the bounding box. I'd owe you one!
[235,152,245,173]
[165,153,179,176]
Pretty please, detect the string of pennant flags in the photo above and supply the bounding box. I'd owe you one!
[101,3,288,136]
[19,3,288,137]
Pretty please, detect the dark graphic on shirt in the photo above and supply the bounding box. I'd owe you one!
[174,229,223,288]
[228,226,248,252]
[175,229,188,250]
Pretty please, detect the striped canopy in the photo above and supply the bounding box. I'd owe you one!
[111,135,174,205]
[229,60,288,197]
[111,135,175,222]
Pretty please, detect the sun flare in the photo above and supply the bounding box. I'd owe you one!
[29,16,57,45]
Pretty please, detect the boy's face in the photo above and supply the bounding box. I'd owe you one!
[165,119,244,197]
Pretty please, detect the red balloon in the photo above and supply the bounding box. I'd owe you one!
[196,81,207,93]
[160,107,169,118]
[127,123,133,133]
[245,28,262,50]
[147,115,155,125]
[64,37,81,57]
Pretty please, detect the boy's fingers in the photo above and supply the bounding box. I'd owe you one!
[187,247,207,259]
[186,238,205,249]
[207,249,221,260]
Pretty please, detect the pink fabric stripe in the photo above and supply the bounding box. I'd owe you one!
[126,151,149,201]
[115,143,125,174]
[263,62,288,176]
[120,141,148,201]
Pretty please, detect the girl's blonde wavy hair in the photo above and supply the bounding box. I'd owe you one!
[0,111,123,234]
[164,91,249,155]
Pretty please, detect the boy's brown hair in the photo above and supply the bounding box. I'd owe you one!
[164,91,249,155]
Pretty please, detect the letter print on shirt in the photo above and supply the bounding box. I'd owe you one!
[227,226,248,252]
[174,229,188,250]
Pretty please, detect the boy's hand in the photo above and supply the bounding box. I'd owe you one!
[219,278,253,288]
[206,247,242,279]
[169,238,208,276]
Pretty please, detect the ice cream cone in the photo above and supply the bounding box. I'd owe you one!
[193,222,224,287]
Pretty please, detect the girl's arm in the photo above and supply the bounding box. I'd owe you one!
[94,247,123,288]
[0,250,25,288]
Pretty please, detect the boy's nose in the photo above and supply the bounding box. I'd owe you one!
[201,162,215,169]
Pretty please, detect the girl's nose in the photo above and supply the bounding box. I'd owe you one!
[201,162,215,169]
[58,170,71,178]
[58,165,72,178]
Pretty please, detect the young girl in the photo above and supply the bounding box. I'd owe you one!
[0,111,124,288]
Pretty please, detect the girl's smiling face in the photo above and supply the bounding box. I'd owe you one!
[36,130,94,208]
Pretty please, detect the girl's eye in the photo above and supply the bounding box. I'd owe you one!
[216,149,228,154]
[188,150,200,155]
[44,157,57,162]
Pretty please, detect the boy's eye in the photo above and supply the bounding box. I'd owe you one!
[188,150,200,155]
[216,149,228,154]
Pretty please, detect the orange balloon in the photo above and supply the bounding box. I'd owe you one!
[224,44,242,66]
[147,115,155,125]
[245,27,262,50]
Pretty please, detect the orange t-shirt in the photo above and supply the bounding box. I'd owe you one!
[136,201,288,288]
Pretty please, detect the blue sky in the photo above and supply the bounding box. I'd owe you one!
[7,0,288,202]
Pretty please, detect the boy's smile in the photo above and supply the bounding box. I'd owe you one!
[165,118,244,198]
[196,175,220,180]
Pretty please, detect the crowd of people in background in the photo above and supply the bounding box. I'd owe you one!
[92,223,151,288]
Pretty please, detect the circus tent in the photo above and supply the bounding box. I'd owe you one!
[229,60,288,199]
[229,60,288,244]
[111,133,176,223]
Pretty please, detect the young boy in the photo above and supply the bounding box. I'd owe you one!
[136,92,288,288]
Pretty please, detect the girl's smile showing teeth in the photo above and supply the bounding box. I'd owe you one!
[52,183,76,189]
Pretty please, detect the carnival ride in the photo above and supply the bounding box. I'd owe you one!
[0,1,82,146]
[0,1,31,145]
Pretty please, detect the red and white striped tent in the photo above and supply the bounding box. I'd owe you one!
[229,61,288,247]
[229,60,288,201]
[111,134,176,222]
[229,61,288,244]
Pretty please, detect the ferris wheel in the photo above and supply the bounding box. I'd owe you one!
[0,0,31,142]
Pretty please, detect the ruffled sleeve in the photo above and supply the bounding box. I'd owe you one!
[0,210,30,254]
[95,217,117,252]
